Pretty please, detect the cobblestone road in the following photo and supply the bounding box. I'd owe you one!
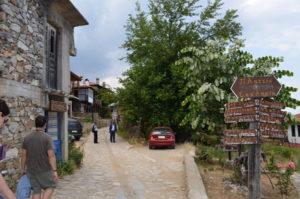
[292,173,300,197]
[52,127,187,199]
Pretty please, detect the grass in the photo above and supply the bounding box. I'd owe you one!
[262,145,300,171]
[117,128,147,145]
[57,141,84,177]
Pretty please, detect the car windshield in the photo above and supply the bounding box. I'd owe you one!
[152,129,171,135]
[68,121,81,129]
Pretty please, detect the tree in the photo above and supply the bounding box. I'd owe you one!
[177,39,300,131]
[96,87,116,118]
[119,0,242,138]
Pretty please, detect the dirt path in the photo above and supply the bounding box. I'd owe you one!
[52,127,187,199]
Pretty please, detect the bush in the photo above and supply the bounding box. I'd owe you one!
[267,161,296,196]
[195,144,226,166]
[191,132,221,147]
[82,116,93,123]
[196,145,213,163]
[262,145,300,170]
[57,140,84,177]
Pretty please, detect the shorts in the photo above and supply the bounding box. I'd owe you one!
[28,170,56,194]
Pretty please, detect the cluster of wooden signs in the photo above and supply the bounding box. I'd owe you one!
[223,99,286,145]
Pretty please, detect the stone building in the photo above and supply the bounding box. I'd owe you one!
[0,0,88,187]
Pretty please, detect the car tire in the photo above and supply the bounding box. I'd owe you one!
[149,145,153,149]
[75,136,81,141]
[171,145,175,149]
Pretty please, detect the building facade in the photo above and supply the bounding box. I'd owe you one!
[0,0,87,186]
[287,114,300,145]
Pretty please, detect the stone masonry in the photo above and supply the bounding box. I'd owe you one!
[0,0,88,190]
[0,0,46,189]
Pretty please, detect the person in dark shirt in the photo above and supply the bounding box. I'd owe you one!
[21,115,58,199]
[109,120,117,143]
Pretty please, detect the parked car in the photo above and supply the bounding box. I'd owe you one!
[148,127,175,149]
[68,118,83,141]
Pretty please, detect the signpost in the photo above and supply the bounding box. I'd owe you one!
[231,76,281,98]
[50,100,67,112]
[224,76,284,199]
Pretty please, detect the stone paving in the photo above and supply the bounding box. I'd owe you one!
[52,127,187,199]
[292,173,300,197]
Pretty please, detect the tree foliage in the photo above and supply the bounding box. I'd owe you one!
[119,0,242,138]
[177,39,300,131]
[96,88,116,118]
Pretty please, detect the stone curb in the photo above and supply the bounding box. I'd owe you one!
[184,154,208,199]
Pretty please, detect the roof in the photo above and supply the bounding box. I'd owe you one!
[73,81,102,89]
[70,71,82,81]
[295,114,300,119]
[49,0,88,27]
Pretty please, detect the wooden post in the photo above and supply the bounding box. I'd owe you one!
[248,118,261,199]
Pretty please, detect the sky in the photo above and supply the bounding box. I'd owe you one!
[70,0,300,114]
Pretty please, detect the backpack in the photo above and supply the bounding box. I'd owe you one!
[17,174,31,199]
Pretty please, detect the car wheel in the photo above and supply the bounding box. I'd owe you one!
[149,145,153,149]
[75,136,81,141]
[171,145,175,149]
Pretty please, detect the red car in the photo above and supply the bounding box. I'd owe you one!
[148,127,175,149]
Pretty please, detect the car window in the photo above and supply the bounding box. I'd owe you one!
[152,129,171,135]
[68,121,82,129]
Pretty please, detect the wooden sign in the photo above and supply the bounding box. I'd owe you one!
[225,115,258,123]
[224,129,256,137]
[260,100,285,109]
[223,137,257,145]
[225,107,257,116]
[259,123,285,132]
[259,115,284,124]
[259,107,286,118]
[225,100,258,110]
[260,138,284,145]
[50,100,67,112]
[260,131,286,139]
[231,76,282,98]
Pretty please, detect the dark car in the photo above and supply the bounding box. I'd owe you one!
[148,127,175,149]
[68,118,83,141]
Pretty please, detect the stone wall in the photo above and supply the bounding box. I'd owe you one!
[0,0,46,190]
[0,96,43,190]
[0,0,45,87]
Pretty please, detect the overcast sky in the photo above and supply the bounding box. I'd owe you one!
[70,0,300,114]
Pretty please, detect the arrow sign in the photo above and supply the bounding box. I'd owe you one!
[231,76,281,98]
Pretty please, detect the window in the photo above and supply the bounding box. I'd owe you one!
[46,23,58,89]
[298,125,300,137]
[292,125,296,137]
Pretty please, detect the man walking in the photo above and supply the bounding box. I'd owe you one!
[21,115,58,199]
[109,120,117,143]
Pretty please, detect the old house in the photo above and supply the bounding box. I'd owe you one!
[69,71,82,117]
[0,0,88,185]
[286,114,300,148]
[72,78,102,118]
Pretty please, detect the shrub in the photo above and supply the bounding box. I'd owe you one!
[196,145,213,163]
[83,116,93,123]
[268,161,296,196]
[195,144,225,166]
[191,132,221,147]
[57,139,84,177]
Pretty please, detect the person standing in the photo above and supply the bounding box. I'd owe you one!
[109,120,117,143]
[21,115,58,199]
[0,100,16,199]
[92,122,98,143]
